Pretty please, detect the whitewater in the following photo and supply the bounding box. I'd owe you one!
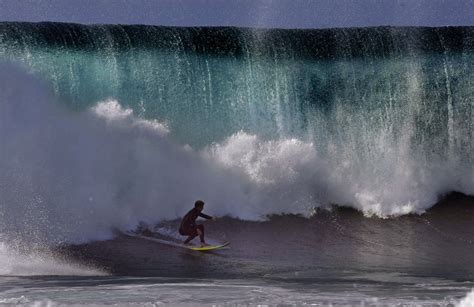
[0,22,473,305]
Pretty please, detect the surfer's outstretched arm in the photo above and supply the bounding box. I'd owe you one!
[199,212,213,220]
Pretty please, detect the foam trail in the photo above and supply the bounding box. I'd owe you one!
[0,242,104,276]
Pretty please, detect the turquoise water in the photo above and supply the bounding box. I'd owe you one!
[1,23,472,151]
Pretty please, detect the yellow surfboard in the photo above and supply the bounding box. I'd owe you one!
[188,242,230,251]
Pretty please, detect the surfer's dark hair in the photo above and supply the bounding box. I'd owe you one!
[194,200,205,208]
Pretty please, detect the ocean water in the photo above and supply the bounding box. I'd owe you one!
[0,22,473,305]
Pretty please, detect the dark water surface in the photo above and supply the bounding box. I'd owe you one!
[1,274,472,305]
[2,194,467,305]
[62,193,474,281]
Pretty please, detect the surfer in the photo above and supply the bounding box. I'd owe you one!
[179,200,214,247]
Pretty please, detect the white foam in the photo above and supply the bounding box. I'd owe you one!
[206,132,318,185]
[204,131,340,217]
[91,99,169,136]
[0,296,30,304]
[458,289,474,307]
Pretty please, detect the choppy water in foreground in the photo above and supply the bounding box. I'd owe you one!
[1,194,472,305]
[1,275,473,306]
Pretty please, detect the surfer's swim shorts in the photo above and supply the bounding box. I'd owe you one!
[179,224,204,237]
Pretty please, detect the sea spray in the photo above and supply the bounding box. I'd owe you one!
[0,242,104,276]
[0,64,339,247]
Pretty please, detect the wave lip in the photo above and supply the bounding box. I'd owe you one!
[1,22,472,57]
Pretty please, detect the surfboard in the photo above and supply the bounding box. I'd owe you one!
[122,231,229,251]
[187,241,230,251]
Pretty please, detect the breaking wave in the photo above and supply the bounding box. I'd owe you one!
[0,23,472,257]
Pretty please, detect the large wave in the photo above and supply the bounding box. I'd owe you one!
[0,23,473,249]
[0,63,472,243]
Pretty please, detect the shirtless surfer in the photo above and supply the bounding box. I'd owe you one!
[179,200,214,247]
